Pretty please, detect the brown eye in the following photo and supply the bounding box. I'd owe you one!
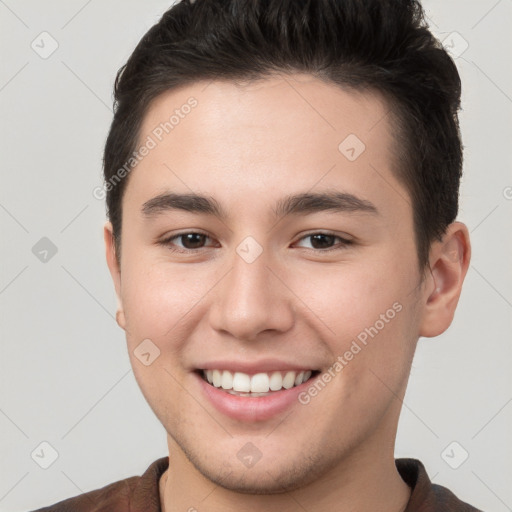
[294,232,353,251]
[308,234,337,249]
[159,231,216,252]
[178,233,208,249]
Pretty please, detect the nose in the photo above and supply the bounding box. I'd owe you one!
[208,247,295,341]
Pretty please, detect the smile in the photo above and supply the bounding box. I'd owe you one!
[199,369,320,397]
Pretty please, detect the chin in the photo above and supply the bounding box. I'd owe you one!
[185,441,336,495]
[201,465,313,495]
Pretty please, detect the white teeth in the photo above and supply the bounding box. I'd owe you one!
[221,370,233,390]
[202,369,315,393]
[282,371,296,389]
[212,369,222,387]
[250,373,270,393]
[232,372,251,392]
[269,371,283,391]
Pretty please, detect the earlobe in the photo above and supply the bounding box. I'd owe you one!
[116,309,126,330]
[104,222,126,331]
[419,222,471,338]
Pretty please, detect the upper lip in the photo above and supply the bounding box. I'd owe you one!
[195,359,320,375]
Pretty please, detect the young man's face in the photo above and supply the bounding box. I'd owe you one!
[106,74,437,493]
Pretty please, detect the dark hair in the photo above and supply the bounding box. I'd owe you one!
[103,0,462,271]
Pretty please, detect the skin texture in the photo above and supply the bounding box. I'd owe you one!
[104,74,471,511]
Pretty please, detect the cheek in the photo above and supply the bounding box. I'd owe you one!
[119,258,210,417]
[294,256,412,332]
[296,263,418,423]
[120,257,211,345]
[289,250,419,383]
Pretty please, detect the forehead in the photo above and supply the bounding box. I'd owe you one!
[140,73,393,156]
[126,74,409,222]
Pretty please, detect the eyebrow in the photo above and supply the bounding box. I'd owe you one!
[274,191,378,218]
[141,191,378,219]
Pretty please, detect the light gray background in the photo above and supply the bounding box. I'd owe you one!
[1,1,511,511]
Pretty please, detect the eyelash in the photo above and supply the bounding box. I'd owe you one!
[158,231,354,254]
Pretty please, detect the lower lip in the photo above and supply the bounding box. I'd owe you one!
[195,371,317,422]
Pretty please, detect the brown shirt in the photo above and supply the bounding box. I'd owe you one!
[29,457,482,511]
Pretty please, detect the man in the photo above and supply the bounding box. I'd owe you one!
[32,0,481,510]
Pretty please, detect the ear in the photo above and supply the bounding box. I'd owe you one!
[418,221,471,338]
[104,221,126,330]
